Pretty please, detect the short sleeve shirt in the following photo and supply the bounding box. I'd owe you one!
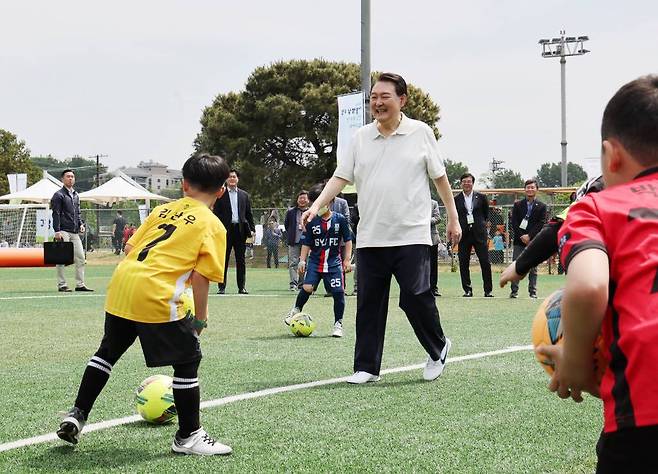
[105,197,226,323]
[302,212,352,272]
[333,114,446,248]
[558,168,658,433]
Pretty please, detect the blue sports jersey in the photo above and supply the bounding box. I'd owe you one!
[301,212,352,272]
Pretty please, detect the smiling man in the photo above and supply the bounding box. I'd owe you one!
[302,72,462,384]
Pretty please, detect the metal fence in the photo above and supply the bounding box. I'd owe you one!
[2,204,568,274]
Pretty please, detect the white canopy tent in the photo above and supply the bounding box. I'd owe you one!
[0,173,63,203]
[78,174,172,204]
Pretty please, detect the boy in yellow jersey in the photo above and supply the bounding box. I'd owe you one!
[56,154,232,456]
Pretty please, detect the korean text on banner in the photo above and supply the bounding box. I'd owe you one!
[337,92,365,170]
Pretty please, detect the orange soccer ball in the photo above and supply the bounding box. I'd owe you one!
[531,289,606,383]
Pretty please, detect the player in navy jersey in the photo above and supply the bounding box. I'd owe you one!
[284,183,352,337]
[537,75,658,473]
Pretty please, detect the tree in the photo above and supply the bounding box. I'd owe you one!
[444,158,469,189]
[491,169,525,205]
[0,130,42,195]
[536,162,588,188]
[31,155,107,192]
[195,59,442,206]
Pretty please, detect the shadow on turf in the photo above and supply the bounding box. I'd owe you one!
[247,334,339,341]
[28,445,170,471]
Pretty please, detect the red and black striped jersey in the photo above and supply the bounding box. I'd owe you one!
[559,167,658,433]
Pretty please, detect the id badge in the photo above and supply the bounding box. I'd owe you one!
[519,218,528,230]
[466,214,474,225]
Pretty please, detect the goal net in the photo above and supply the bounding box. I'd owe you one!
[0,204,52,248]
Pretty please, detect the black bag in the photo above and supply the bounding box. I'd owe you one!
[44,241,74,265]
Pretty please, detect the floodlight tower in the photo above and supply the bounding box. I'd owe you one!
[538,31,590,186]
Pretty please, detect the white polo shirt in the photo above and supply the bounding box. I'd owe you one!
[334,114,446,248]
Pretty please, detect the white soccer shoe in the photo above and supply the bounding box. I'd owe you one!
[284,307,300,326]
[171,427,232,456]
[423,337,452,381]
[346,371,380,384]
[332,320,343,338]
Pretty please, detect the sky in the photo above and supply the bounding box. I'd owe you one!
[2,0,657,182]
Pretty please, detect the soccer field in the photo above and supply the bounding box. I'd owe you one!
[0,265,601,473]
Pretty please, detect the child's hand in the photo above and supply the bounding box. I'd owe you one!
[536,344,600,402]
[499,262,524,288]
[342,260,352,273]
[297,260,306,276]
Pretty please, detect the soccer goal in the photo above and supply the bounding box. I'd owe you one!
[0,204,51,248]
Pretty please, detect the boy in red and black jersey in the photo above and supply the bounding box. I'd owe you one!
[538,75,658,473]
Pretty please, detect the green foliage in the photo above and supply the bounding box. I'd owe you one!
[0,130,42,195]
[536,161,588,187]
[491,169,525,205]
[195,59,441,207]
[31,154,107,192]
[444,158,469,188]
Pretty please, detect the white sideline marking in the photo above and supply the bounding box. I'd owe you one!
[0,345,532,453]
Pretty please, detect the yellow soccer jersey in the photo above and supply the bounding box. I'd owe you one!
[105,196,226,323]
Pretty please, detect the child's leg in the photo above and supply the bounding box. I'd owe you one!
[294,286,313,310]
[332,291,345,323]
[172,359,201,438]
[74,314,138,418]
[323,271,345,323]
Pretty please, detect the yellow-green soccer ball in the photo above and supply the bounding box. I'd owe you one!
[180,288,195,318]
[135,375,177,424]
[290,312,316,337]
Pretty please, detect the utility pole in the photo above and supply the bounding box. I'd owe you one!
[490,157,505,174]
[89,154,108,245]
[361,0,371,123]
[538,31,590,187]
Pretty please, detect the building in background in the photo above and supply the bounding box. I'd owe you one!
[120,160,182,192]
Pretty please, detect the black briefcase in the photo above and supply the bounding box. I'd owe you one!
[44,241,74,265]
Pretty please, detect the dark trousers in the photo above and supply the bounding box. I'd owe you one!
[458,234,493,294]
[511,244,537,295]
[596,425,658,473]
[354,245,447,375]
[219,224,246,291]
[429,243,439,292]
[266,245,279,268]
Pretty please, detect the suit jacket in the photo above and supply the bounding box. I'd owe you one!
[212,187,255,240]
[511,198,547,247]
[454,191,489,244]
[430,199,441,246]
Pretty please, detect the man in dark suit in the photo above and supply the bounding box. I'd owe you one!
[212,169,255,294]
[510,178,547,299]
[454,173,493,297]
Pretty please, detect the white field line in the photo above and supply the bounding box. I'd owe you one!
[0,294,519,302]
[0,345,533,453]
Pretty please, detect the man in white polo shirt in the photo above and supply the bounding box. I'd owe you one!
[303,72,462,384]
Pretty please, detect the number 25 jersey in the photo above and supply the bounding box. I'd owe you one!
[105,196,226,323]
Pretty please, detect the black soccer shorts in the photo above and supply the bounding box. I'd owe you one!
[98,313,202,368]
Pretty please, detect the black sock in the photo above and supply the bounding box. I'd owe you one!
[332,292,345,323]
[173,361,201,438]
[294,289,311,310]
[74,356,114,419]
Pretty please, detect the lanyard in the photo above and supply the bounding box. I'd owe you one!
[525,201,534,219]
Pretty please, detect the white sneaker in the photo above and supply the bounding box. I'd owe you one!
[332,320,343,338]
[423,338,452,381]
[171,427,232,456]
[284,307,300,326]
[346,371,380,384]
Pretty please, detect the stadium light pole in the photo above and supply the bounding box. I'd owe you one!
[361,0,371,123]
[538,31,590,187]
